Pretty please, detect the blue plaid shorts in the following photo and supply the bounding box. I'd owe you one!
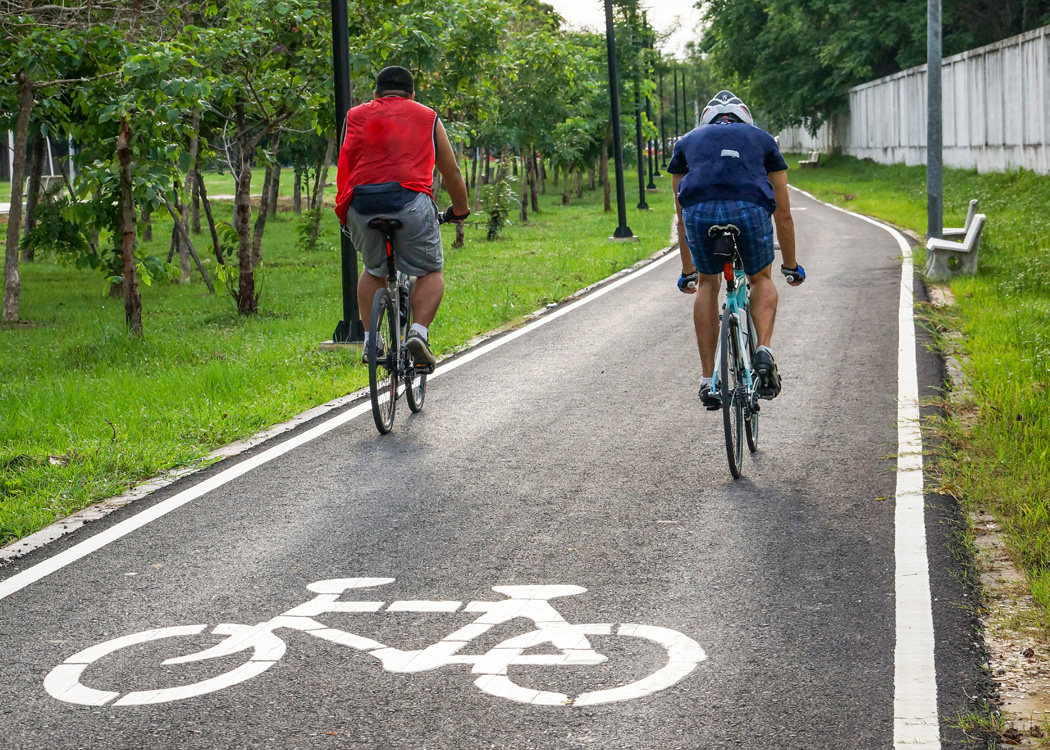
[682,200,774,276]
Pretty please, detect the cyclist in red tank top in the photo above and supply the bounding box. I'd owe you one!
[335,66,470,368]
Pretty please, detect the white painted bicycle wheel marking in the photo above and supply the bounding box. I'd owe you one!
[791,187,940,748]
[44,580,705,708]
[0,254,677,602]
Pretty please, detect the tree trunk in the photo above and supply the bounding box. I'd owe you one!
[588,163,596,191]
[252,162,275,268]
[472,146,484,212]
[191,178,201,234]
[309,134,334,213]
[453,221,464,249]
[196,170,224,265]
[601,132,611,213]
[268,163,281,218]
[3,72,33,324]
[539,158,546,194]
[518,148,528,223]
[234,99,257,315]
[483,151,491,185]
[163,197,215,293]
[575,168,583,199]
[177,196,191,282]
[117,119,142,335]
[305,132,335,251]
[562,167,571,205]
[23,129,45,260]
[180,108,201,282]
[530,151,540,213]
[293,168,302,214]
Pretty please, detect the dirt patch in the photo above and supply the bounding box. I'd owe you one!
[933,283,1050,747]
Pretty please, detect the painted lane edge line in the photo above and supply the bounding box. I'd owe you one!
[0,249,679,602]
[791,186,941,748]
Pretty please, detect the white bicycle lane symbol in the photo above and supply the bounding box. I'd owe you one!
[45,578,706,708]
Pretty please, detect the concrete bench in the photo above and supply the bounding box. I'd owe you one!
[799,151,821,169]
[943,199,978,239]
[924,213,986,281]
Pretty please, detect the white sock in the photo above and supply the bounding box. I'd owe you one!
[757,345,773,357]
[363,332,370,347]
[410,323,428,340]
[700,376,712,388]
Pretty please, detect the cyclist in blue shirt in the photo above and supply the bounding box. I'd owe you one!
[667,90,806,409]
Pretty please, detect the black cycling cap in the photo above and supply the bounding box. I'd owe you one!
[375,66,414,95]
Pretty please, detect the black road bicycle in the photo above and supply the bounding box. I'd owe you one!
[366,217,441,434]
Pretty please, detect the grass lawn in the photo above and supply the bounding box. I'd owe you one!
[1,169,676,546]
[786,152,1050,621]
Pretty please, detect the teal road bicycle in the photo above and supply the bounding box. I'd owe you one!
[708,224,760,479]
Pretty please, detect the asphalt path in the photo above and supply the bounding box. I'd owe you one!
[0,191,989,749]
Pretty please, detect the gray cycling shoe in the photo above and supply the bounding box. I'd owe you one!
[752,348,782,400]
[406,332,437,370]
[698,383,721,411]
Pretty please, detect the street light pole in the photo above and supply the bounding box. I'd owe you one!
[330,0,363,343]
[658,74,667,168]
[644,19,657,186]
[673,67,679,146]
[604,0,633,238]
[633,37,648,210]
[927,0,943,240]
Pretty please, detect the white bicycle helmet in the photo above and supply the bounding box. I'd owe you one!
[700,90,753,126]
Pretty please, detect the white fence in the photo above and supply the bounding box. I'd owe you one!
[778,24,1050,175]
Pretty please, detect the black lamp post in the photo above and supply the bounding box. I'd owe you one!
[330,0,363,344]
[632,33,648,210]
[604,0,633,238]
[659,74,667,168]
[672,67,679,146]
[644,18,656,188]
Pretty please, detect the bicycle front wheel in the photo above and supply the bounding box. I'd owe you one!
[368,289,398,434]
[720,310,744,478]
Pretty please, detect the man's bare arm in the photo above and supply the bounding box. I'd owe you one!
[434,118,469,215]
[672,173,694,275]
[769,170,797,269]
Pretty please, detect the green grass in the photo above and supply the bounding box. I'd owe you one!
[787,152,1050,621]
[0,170,676,545]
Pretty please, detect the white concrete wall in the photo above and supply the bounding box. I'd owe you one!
[778,24,1050,174]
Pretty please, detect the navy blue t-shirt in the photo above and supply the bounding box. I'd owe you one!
[667,122,788,212]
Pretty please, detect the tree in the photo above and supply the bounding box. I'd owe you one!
[192,0,333,315]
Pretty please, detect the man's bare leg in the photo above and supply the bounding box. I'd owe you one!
[694,273,722,378]
[747,264,777,348]
[358,270,386,323]
[410,270,444,327]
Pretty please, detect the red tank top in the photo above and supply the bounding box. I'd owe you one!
[335,97,438,223]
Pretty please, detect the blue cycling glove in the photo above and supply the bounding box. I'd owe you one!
[677,271,698,293]
[780,264,806,285]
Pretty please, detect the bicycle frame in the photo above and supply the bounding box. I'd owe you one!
[710,248,757,403]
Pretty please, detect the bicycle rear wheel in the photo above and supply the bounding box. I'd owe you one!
[403,281,427,413]
[744,311,759,453]
[720,310,744,478]
[368,289,398,434]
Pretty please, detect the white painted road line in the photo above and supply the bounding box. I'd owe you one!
[791,187,941,748]
[0,250,678,603]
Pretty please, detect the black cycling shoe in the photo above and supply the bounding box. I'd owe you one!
[698,383,721,411]
[406,332,437,370]
[753,348,782,400]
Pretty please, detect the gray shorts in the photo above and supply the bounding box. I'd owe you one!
[345,191,444,278]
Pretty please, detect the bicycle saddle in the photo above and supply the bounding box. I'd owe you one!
[367,217,403,234]
[706,223,740,237]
